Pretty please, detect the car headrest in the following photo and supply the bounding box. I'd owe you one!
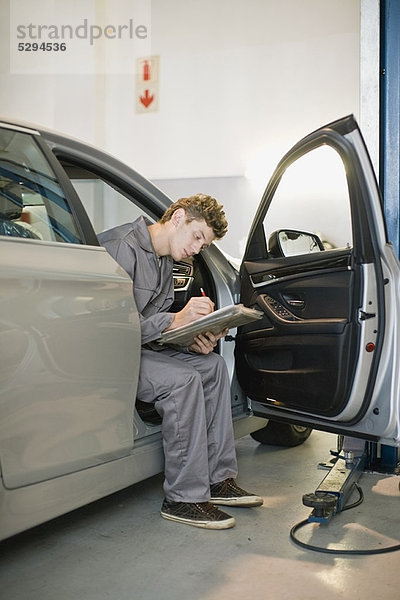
[0,192,23,220]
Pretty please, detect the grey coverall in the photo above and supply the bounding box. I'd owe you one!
[98,217,238,502]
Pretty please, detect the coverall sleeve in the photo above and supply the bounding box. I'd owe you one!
[139,312,175,345]
[111,237,175,345]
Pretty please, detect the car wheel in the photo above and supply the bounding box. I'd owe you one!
[250,421,312,447]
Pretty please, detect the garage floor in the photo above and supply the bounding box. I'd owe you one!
[1,430,399,600]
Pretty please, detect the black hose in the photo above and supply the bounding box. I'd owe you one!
[290,483,400,555]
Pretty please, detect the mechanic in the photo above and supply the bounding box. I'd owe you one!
[98,194,263,529]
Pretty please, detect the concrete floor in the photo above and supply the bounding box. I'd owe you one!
[1,430,399,600]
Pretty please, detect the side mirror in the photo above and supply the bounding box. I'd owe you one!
[268,229,325,258]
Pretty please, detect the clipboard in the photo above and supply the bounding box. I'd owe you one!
[158,303,263,346]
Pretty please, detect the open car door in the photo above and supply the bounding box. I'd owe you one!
[235,115,400,447]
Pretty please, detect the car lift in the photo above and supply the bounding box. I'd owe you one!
[302,437,368,525]
[291,438,400,554]
[301,436,400,525]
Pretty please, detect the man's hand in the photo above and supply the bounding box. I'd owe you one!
[165,296,214,331]
[189,328,229,355]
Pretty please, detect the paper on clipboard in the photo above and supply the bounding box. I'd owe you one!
[158,304,263,346]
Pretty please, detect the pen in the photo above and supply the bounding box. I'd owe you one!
[200,287,206,297]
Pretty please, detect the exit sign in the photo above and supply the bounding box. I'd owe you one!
[136,55,159,113]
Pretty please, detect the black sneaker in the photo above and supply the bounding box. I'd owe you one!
[210,478,263,507]
[161,499,235,529]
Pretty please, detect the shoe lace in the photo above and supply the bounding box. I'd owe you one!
[195,502,219,515]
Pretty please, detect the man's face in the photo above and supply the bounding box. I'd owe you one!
[170,210,215,261]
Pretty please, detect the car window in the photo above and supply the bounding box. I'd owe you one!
[263,145,353,255]
[0,127,83,243]
[63,165,153,235]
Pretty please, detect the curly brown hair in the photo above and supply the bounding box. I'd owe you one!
[159,194,228,240]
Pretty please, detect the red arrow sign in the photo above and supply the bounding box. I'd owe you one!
[140,89,154,108]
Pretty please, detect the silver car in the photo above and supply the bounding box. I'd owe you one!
[1,115,399,541]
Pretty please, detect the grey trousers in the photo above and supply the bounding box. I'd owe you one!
[137,347,238,502]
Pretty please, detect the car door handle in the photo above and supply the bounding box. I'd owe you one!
[283,297,305,309]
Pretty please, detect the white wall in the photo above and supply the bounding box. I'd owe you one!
[0,0,361,257]
[360,0,380,175]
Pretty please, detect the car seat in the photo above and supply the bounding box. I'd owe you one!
[0,190,39,239]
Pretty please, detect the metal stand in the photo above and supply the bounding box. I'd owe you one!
[366,441,400,474]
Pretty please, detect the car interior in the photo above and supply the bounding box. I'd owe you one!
[0,177,42,239]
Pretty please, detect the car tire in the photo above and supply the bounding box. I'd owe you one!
[250,421,312,447]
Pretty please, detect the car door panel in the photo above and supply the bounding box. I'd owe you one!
[242,250,354,318]
[236,253,356,416]
[236,115,400,445]
[0,125,142,489]
[0,234,140,490]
